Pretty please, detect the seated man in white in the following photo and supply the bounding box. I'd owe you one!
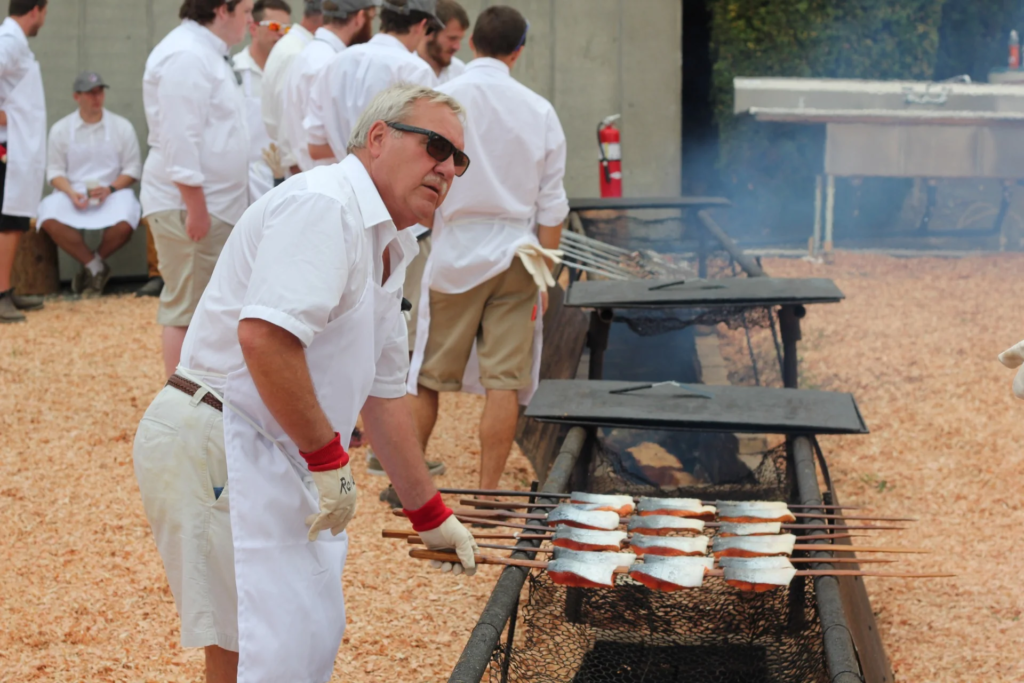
[37,71,142,296]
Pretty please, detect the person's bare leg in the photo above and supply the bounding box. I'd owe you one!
[479,389,519,490]
[410,386,439,452]
[162,325,188,378]
[97,221,134,259]
[204,645,238,683]
[0,230,22,289]
[39,219,94,264]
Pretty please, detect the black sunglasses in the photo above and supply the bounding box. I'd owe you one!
[387,122,471,177]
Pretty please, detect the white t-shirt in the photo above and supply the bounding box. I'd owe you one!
[429,58,569,294]
[140,20,249,224]
[282,27,346,171]
[179,154,416,399]
[46,109,142,184]
[306,33,437,158]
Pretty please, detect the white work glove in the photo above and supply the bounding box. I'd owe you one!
[261,142,285,180]
[305,464,358,542]
[998,340,1024,399]
[516,242,563,291]
[419,515,479,576]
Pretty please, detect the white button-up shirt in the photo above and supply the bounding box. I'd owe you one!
[430,58,569,294]
[282,27,345,172]
[260,23,314,168]
[0,17,34,143]
[306,33,437,158]
[46,109,142,183]
[180,154,415,398]
[436,55,466,85]
[141,20,249,224]
[231,46,263,98]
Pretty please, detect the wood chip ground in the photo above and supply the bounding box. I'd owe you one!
[1,252,1021,682]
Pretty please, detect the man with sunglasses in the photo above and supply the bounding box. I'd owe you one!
[133,83,477,683]
[280,0,378,173]
[261,0,322,174]
[233,0,292,201]
[408,6,569,501]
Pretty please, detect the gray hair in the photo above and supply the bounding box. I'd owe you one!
[347,83,465,153]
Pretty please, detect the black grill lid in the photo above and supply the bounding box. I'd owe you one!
[564,277,845,309]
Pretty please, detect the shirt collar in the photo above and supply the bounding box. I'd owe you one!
[466,57,511,77]
[181,19,229,57]
[314,27,347,53]
[233,46,261,74]
[72,110,105,130]
[340,155,393,229]
[1,17,28,47]
[370,32,412,53]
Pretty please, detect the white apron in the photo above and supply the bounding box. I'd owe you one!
[407,228,544,406]
[241,69,274,203]
[2,60,45,217]
[179,265,402,683]
[35,114,142,230]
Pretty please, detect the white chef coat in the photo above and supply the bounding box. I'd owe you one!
[231,46,263,99]
[233,46,276,202]
[306,33,437,159]
[282,27,345,172]
[437,55,466,85]
[261,23,314,169]
[180,154,415,399]
[429,57,569,294]
[0,16,33,144]
[46,110,141,184]
[141,20,249,224]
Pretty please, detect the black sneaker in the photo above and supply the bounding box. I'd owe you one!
[84,262,111,298]
[9,292,43,311]
[135,276,164,298]
[71,266,91,295]
[367,451,445,476]
[379,485,403,509]
[0,291,25,323]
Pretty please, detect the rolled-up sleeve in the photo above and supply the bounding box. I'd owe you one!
[370,310,411,399]
[156,52,212,187]
[240,192,350,346]
[304,68,329,147]
[535,109,570,227]
[45,119,69,184]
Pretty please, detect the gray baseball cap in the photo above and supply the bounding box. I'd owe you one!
[381,0,444,29]
[322,0,380,19]
[73,71,109,93]
[305,0,322,14]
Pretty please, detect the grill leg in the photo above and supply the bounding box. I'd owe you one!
[778,305,804,389]
[587,308,612,380]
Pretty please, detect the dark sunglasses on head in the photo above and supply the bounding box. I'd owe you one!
[387,122,471,177]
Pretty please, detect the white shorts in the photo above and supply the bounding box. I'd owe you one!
[133,386,238,651]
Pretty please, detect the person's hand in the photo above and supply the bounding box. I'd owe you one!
[419,516,478,576]
[185,209,211,242]
[68,191,89,210]
[305,464,358,542]
[261,143,285,180]
[540,289,549,315]
[88,185,112,204]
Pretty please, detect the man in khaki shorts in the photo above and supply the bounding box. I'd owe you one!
[408,5,568,494]
[141,0,253,377]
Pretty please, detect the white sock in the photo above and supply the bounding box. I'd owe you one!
[85,254,103,276]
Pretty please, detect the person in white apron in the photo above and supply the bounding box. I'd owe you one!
[408,8,568,498]
[0,1,47,324]
[36,71,142,296]
[414,0,468,84]
[133,84,478,683]
[233,0,292,203]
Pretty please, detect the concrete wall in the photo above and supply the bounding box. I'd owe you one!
[15,0,682,276]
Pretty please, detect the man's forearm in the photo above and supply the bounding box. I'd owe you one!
[51,176,75,196]
[175,183,208,217]
[538,222,563,251]
[361,395,436,510]
[308,143,335,161]
[238,318,335,453]
[112,174,135,191]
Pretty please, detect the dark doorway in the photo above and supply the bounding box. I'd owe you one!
[681,0,719,196]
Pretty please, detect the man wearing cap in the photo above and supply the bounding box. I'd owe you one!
[0,0,47,324]
[279,0,377,172]
[410,6,568,496]
[35,72,142,296]
[415,0,468,84]
[261,0,322,175]
[142,0,253,378]
[232,0,292,202]
[133,83,478,683]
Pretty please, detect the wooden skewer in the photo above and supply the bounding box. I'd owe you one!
[455,500,915,523]
[439,488,861,511]
[385,528,865,544]
[408,550,953,579]
[791,545,926,554]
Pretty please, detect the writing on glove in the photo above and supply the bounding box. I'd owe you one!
[407,493,478,576]
[301,433,358,542]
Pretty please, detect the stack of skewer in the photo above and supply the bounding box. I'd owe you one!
[383,489,953,593]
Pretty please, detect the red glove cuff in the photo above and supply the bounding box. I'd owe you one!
[405,492,453,532]
[300,432,350,472]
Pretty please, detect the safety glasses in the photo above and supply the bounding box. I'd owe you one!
[258,20,291,34]
[387,122,471,177]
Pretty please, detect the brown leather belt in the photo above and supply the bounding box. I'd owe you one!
[166,373,223,412]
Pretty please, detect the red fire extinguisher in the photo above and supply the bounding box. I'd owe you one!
[598,114,622,198]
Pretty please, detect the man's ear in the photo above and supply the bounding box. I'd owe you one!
[365,120,389,158]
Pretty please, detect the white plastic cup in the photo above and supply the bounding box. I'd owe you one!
[85,179,100,207]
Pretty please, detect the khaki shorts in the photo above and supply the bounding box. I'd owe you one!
[148,210,233,327]
[133,386,238,651]
[418,258,537,392]
[404,234,431,353]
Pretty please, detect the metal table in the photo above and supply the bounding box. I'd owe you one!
[565,276,845,388]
